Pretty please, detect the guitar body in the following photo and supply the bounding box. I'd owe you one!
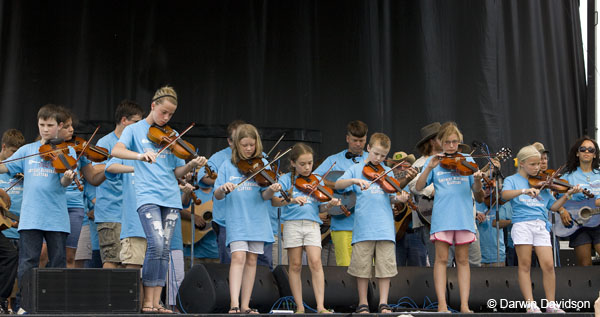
[181,200,214,245]
[553,199,600,237]
[394,205,412,241]
[0,209,19,231]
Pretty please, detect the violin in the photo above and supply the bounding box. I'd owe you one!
[38,139,83,191]
[147,125,217,179]
[294,174,351,216]
[528,172,594,198]
[362,162,419,211]
[236,157,291,202]
[67,136,110,162]
[177,178,202,205]
[482,175,506,206]
[439,148,513,176]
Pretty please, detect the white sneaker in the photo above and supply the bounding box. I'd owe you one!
[526,301,542,313]
[17,307,27,314]
[545,301,565,313]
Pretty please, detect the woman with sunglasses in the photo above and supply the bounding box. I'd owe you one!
[560,136,600,266]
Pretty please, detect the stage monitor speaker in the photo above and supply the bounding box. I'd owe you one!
[370,266,436,311]
[21,268,140,313]
[447,266,600,312]
[273,265,362,313]
[178,263,280,313]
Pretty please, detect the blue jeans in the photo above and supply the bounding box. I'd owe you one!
[396,227,428,266]
[66,207,84,248]
[137,204,179,287]
[18,230,66,310]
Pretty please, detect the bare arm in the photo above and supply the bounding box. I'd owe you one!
[105,163,134,174]
[81,164,106,186]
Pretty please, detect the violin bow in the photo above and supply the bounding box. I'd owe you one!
[0,145,71,166]
[231,147,292,191]
[155,123,195,157]
[5,174,24,192]
[74,126,100,162]
[308,162,337,197]
[365,161,406,187]
[265,133,285,160]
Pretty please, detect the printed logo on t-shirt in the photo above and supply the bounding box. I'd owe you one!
[518,195,545,208]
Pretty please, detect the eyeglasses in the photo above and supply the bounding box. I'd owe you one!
[579,146,596,154]
[444,140,460,145]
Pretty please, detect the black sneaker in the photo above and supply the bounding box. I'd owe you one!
[0,298,8,314]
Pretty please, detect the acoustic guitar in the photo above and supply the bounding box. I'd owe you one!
[0,209,19,231]
[553,199,600,237]
[181,200,213,245]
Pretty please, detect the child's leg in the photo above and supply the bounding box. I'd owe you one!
[305,245,327,312]
[534,246,556,302]
[377,277,392,312]
[515,244,534,301]
[357,277,369,307]
[229,250,247,311]
[240,252,258,312]
[287,247,304,311]
[574,244,593,266]
[455,243,471,312]
[433,241,450,312]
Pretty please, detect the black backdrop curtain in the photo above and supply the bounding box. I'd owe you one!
[0,0,587,171]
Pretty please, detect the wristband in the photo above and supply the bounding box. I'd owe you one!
[137,153,143,161]
[521,189,526,195]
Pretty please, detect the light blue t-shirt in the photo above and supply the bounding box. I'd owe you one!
[277,173,323,224]
[561,167,600,201]
[105,158,145,239]
[0,173,23,239]
[213,159,275,246]
[94,132,123,223]
[183,188,218,259]
[476,201,508,263]
[65,154,90,209]
[5,141,73,233]
[339,162,396,244]
[197,147,231,227]
[116,120,186,210]
[313,149,366,231]
[425,154,476,234]
[502,173,556,232]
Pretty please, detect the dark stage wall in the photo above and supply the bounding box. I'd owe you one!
[0,0,587,171]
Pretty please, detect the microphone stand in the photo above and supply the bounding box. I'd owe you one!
[190,167,197,269]
[480,143,502,267]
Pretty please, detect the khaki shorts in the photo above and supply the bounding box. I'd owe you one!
[74,225,92,261]
[347,240,397,278]
[98,222,123,263]
[283,220,322,249]
[120,237,147,266]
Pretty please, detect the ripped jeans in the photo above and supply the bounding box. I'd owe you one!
[137,204,179,287]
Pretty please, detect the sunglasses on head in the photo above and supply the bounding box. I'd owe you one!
[579,146,596,154]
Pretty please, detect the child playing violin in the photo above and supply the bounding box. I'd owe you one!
[335,132,410,314]
[111,86,207,314]
[501,145,582,313]
[271,143,339,314]
[0,104,77,313]
[213,123,279,314]
[414,122,484,313]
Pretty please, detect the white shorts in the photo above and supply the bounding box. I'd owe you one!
[283,220,322,249]
[229,241,265,254]
[511,219,551,247]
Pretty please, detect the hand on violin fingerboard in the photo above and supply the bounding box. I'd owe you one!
[427,155,442,169]
[189,156,207,168]
[138,151,157,163]
[566,184,582,195]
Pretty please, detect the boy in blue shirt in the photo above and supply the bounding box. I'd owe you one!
[0,104,78,312]
[94,100,143,268]
[335,132,410,314]
[313,120,368,267]
[0,129,25,313]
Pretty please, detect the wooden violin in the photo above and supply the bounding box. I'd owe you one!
[147,124,217,178]
[38,139,83,191]
[362,162,419,211]
[439,148,512,176]
[294,174,351,216]
[67,136,110,162]
[236,157,291,202]
[528,172,594,198]
[178,178,202,205]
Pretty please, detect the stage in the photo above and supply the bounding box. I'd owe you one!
[19,313,598,316]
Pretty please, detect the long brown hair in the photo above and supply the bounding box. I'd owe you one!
[231,124,263,164]
[288,143,315,197]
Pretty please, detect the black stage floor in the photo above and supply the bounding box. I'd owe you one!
[23,313,597,316]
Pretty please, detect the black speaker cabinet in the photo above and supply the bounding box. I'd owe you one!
[21,268,140,313]
[370,266,437,312]
[178,263,280,313]
[273,265,362,313]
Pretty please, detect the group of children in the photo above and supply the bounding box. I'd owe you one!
[0,85,598,314]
